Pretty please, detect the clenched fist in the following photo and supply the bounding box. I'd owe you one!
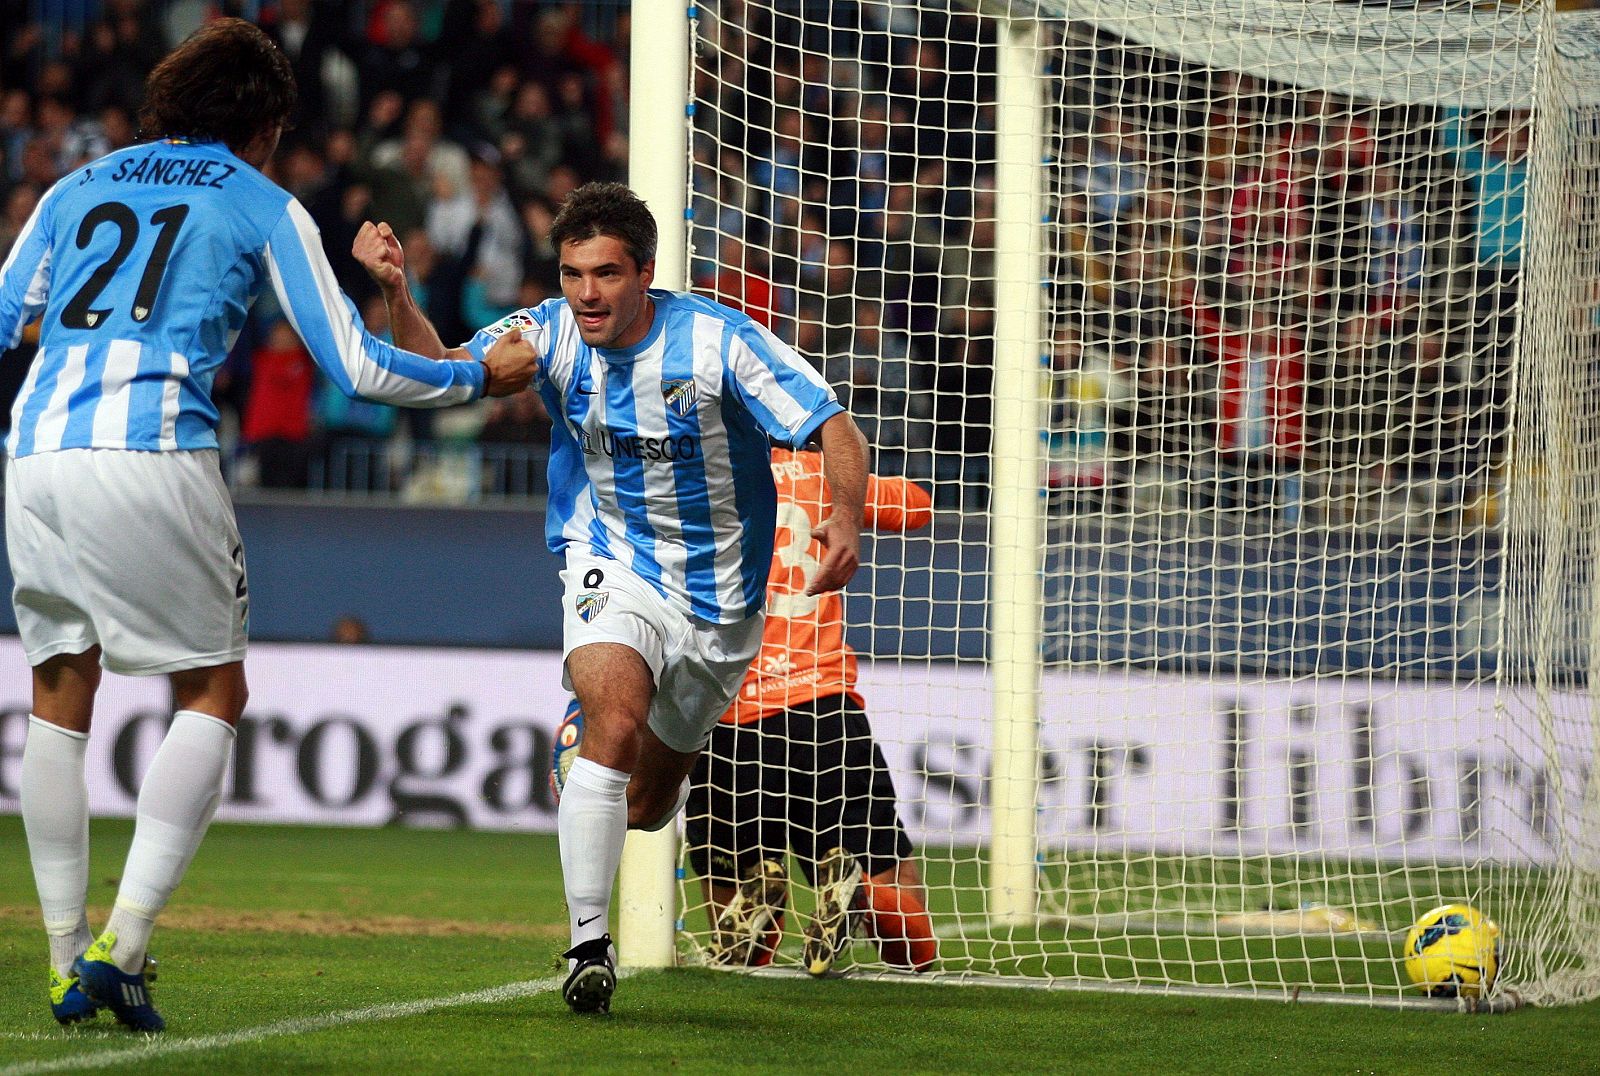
[353,220,406,294]
[481,327,540,397]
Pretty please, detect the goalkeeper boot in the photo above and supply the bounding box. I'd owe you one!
[562,933,617,1015]
[803,847,864,977]
[860,878,939,973]
[48,967,99,1026]
[72,931,164,1033]
[710,859,788,967]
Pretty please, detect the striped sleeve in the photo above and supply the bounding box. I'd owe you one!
[723,319,842,448]
[0,185,55,350]
[462,304,553,389]
[263,199,485,407]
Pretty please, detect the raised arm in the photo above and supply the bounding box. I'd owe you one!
[263,201,496,406]
[806,411,869,596]
[350,218,539,396]
[352,220,451,358]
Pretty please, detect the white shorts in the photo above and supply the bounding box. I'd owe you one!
[560,548,763,753]
[6,449,248,675]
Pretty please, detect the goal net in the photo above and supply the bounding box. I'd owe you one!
[650,0,1600,1005]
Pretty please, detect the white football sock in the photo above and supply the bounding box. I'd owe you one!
[638,777,690,833]
[559,756,630,951]
[106,710,234,973]
[21,717,93,977]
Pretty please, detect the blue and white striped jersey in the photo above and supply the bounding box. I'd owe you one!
[0,139,484,459]
[465,291,843,624]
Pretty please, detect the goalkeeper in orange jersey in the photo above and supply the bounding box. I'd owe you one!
[684,446,937,975]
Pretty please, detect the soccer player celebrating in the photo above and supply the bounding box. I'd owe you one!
[355,182,868,1014]
[689,447,938,976]
[0,20,539,1033]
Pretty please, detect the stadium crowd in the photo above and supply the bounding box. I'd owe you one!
[0,0,1544,524]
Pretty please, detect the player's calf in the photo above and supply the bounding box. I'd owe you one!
[859,878,938,973]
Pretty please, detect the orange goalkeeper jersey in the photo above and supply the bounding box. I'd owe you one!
[722,448,933,725]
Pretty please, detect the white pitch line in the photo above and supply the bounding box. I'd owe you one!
[0,973,579,1076]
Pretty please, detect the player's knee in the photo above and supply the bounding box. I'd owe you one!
[579,707,647,769]
[626,775,688,830]
[626,787,671,829]
[625,797,658,829]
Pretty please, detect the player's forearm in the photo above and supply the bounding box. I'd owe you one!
[818,413,868,529]
[384,285,448,359]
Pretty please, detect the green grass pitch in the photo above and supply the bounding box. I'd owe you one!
[2,817,1599,1074]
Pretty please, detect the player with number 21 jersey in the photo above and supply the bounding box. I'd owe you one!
[1,140,487,459]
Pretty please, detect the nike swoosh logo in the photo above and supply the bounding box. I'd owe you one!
[576,386,597,395]
[577,914,602,927]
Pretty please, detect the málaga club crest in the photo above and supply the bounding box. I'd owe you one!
[576,590,609,623]
[662,379,698,417]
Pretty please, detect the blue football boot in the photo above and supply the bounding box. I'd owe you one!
[49,967,99,1025]
[72,931,165,1033]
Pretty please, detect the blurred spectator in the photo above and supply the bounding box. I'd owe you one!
[242,320,316,490]
[362,119,432,241]
[371,98,470,206]
[77,2,163,115]
[751,105,803,228]
[97,103,134,152]
[478,389,551,496]
[520,195,560,289]
[35,95,106,175]
[1442,107,1528,372]
[1377,331,1474,525]
[264,0,353,139]
[479,389,550,447]
[1045,322,1135,508]
[535,3,624,148]
[440,0,518,124]
[431,145,525,324]
[710,234,781,330]
[1226,125,1311,305]
[0,181,39,262]
[1128,335,1215,509]
[820,298,922,477]
[314,295,400,493]
[330,614,371,644]
[1212,307,1307,518]
[928,304,995,507]
[1077,112,1148,246]
[503,79,565,198]
[356,0,441,111]
[1362,165,1426,328]
[1,88,31,181]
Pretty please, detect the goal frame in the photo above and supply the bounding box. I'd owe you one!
[616,0,1599,1011]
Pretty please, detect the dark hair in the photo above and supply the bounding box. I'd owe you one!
[138,18,296,153]
[549,182,657,270]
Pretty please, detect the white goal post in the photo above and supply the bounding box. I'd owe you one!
[621,0,1600,1007]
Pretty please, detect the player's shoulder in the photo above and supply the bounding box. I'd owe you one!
[483,297,565,341]
[74,141,288,223]
[661,289,761,334]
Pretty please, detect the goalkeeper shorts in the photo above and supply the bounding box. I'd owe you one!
[685,693,912,882]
